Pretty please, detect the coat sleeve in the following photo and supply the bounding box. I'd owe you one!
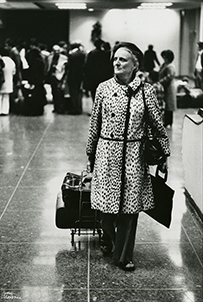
[145,84,171,157]
[86,83,103,159]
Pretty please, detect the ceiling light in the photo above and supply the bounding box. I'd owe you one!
[138,2,172,9]
[56,2,87,9]
[141,2,172,7]
[0,0,6,3]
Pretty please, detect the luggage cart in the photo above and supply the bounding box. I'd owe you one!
[56,170,102,243]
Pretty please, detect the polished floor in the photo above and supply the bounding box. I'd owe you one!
[0,97,202,302]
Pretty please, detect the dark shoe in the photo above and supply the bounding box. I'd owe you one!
[123,261,135,271]
[118,261,135,271]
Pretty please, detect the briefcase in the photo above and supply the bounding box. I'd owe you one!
[61,171,90,208]
[56,171,101,242]
[145,168,174,228]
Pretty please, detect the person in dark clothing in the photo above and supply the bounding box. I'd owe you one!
[46,45,68,114]
[83,39,113,102]
[23,47,46,116]
[143,45,160,72]
[67,42,86,115]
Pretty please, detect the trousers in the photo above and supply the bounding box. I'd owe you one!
[164,110,173,127]
[0,93,10,115]
[100,212,139,265]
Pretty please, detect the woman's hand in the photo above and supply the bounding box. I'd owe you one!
[158,158,168,173]
[86,155,95,173]
[82,172,92,183]
[82,160,93,184]
[86,159,92,173]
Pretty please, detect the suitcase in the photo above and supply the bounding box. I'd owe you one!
[56,171,101,242]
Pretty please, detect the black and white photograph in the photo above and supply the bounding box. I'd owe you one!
[0,1,202,301]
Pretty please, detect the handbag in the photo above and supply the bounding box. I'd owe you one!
[142,85,165,165]
[145,167,174,228]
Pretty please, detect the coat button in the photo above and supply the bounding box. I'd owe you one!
[110,133,114,138]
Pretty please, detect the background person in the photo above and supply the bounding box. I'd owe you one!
[159,49,176,128]
[4,38,23,114]
[46,44,68,114]
[66,42,86,115]
[86,42,170,271]
[83,38,113,102]
[0,47,16,116]
[143,44,160,73]
[194,41,203,90]
[147,70,165,121]
[23,47,47,116]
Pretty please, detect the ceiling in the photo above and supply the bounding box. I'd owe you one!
[0,0,202,11]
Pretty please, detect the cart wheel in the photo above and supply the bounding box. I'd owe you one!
[97,229,102,240]
[71,229,75,244]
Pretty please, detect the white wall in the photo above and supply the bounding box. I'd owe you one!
[182,115,203,214]
[200,4,203,41]
[70,9,180,74]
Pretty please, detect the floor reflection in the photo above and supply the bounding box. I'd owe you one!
[0,105,202,301]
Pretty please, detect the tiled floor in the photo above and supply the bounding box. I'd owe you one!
[0,97,202,302]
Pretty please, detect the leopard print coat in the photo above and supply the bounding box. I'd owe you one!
[86,76,170,214]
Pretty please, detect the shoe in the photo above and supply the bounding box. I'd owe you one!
[119,261,135,271]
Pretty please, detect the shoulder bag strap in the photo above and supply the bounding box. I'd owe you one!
[142,83,154,138]
[142,83,150,125]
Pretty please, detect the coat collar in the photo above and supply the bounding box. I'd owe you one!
[112,76,142,95]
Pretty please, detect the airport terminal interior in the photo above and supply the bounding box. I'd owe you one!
[0,1,203,300]
[0,93,202,301]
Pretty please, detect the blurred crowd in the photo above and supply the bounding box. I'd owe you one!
[0,37,113,116]
[0,37,202,127]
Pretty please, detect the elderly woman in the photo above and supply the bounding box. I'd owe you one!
[86,42,170,271]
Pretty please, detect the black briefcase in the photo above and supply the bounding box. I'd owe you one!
[56,171,101,240]
[61,172,90,208]
[145,168,174,228]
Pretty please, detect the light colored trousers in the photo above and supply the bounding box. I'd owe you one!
[0,93,10,115]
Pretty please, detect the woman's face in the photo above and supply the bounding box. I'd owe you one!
[113,47,139,80]
[162,55,168,64]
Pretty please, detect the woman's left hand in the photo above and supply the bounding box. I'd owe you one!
[158,158,168,173]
